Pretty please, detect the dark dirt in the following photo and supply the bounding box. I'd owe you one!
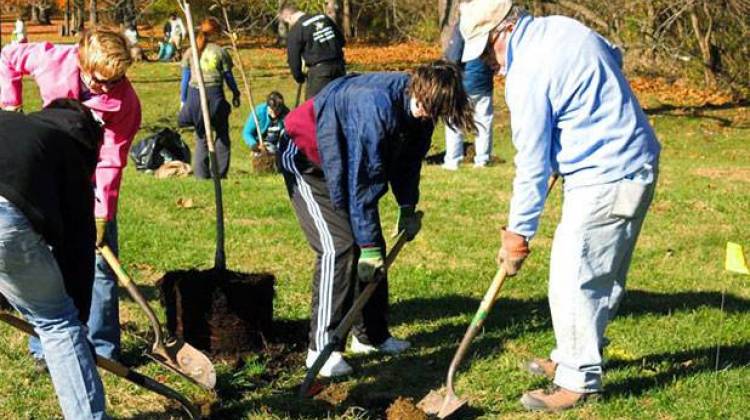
[158,268,275,358]
[386,397,428,420]
[252,150,278,174]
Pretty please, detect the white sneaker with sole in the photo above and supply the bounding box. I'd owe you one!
[441,162,459,171]
[350,336,411,355]
[305,349,353,377]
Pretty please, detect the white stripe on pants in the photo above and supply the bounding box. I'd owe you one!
[281,143,336,350]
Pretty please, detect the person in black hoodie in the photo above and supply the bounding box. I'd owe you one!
[279,4,346,99]
[0,99,109,419]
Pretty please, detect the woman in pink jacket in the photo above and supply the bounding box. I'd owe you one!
[0,29,142,366]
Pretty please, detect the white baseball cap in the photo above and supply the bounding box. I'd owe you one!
[459,0,513,62]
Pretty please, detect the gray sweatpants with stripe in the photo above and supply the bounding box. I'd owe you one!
[279,137,390,352]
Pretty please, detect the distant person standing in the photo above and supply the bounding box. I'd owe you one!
[178,18,241,179]
[123,24,138,47]
[167,13,186,52]
[442,21,495,170]
[279,5,346,99]
[12,15,28,44]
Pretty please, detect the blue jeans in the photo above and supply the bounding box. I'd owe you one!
[548,163,657,393]
[444,91,494,167]
[30,220,121,360]
[0,197,108,419]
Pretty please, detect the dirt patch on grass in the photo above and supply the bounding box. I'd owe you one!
[693,167,750,183]
[314,381,351,406]
[386,397,428,420]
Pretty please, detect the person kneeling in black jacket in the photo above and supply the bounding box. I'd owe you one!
[0,99,109,419]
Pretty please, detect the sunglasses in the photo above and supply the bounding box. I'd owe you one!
[84,72,124,88]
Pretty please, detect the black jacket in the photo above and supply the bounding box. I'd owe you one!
[287,13,346,83]
[0,110,98,323]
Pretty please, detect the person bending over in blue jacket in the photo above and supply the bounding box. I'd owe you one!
[242,91,289,154]
[281,61,476,377]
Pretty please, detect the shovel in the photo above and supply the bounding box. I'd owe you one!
[417,268,508,418]
[0,312,201,419]
[298,215,419,398]
[418,175,559,418]
[99,245,216,390]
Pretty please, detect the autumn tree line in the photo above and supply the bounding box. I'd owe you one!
[2,0,748,95]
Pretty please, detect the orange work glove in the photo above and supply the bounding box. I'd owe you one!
[496,227,529,276]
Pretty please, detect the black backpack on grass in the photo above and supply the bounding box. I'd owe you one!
[130,128,191,171]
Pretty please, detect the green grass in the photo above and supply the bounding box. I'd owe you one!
[0,46,749,419]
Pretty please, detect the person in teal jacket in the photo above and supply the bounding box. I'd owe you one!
[242,91,289,154]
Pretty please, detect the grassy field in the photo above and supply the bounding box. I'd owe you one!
[0,43,749,420]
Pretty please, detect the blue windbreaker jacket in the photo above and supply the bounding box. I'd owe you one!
[313,73,434,247]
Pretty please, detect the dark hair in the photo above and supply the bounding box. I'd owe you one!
[407,60,476,135]
[266,91,288,117]
[170,13,178,19]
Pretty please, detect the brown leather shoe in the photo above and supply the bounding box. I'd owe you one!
[520,385,596,412]
[524,358,557,379]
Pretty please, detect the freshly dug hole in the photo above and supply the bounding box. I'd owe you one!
[158,268,274,357]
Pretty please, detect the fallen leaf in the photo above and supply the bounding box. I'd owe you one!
[176,198,194,208]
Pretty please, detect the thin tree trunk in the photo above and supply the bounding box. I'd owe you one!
[64,0,71,35]
[392,0,397,30]
[31,3,41,24]
[689,1,717,87]
[90,0,98,26]
[342,0,352,39]
[277,0,287,44]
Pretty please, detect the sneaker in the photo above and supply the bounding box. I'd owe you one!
[524,358,557,379]
[305,349,353,378]
[441,162,459,171]
[350,336,411,355]
[520,385,596,412]
[33,358,48,374]
[473,161,489,168]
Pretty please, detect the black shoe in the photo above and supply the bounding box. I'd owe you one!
[33,358,48,373]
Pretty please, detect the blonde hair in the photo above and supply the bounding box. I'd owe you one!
[78,29,133,81]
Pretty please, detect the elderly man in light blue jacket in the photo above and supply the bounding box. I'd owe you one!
[459,0,661,411]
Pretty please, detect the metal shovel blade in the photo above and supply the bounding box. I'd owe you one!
[417,388,467,419]
[417,389,445,415]
[150,337,216,390]
[98,245,216,390]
